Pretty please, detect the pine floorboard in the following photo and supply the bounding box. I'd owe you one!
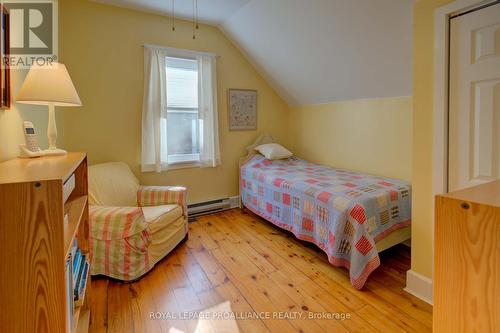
[89,208,432,333]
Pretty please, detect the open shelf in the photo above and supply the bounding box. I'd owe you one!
[64,195,88,259]
[0,153,90,333]
[72,305,90,333]
[73,257,90,307]
[76,308,90,333]
[72,256,91,333]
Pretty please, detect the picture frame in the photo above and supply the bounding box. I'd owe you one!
[0,5,10,109]
[228,89,257,131]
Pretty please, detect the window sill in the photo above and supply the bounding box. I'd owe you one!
[141,161,200,173]
[167,161,201,170]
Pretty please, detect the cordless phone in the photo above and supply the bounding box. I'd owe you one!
[19,121,42,158]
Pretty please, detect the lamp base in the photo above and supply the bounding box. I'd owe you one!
[42,148,67,156]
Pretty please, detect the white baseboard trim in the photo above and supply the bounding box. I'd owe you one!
[188,196,240,217]
[228,196,240,209]
[404,270,433,305]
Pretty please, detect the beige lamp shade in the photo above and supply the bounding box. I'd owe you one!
[16,62,82,106]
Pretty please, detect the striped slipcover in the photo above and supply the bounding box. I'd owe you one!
[90,186,187,281]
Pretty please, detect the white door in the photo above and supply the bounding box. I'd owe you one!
[448,2,500,192]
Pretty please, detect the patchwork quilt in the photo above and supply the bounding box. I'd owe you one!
[240,155,411,289]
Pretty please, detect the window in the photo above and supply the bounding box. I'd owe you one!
[142,45,220,173]
[163,57,199,165]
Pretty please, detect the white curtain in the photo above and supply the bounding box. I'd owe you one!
[197,54,221,167]
[142,46,168,173]
[142,45,220,172]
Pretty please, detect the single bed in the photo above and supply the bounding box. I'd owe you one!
[239,134,411,289]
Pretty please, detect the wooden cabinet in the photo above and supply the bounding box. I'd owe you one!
[0,153,91,333]
[434,180,500,333]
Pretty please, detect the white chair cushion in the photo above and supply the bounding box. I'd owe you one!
[88,162,140,207]
[142,204,183,232]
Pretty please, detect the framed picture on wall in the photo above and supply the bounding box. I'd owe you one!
[0,5,10,109]
[228,89,257,131]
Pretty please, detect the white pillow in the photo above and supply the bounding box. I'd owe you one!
[255,143,293,160]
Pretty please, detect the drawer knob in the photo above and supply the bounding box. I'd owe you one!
[461,202,470,210]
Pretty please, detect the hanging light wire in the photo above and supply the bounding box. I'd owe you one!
[171,0,176,31]
[192,0,196,39]
[196,0,199,29]
[171,0,199,38]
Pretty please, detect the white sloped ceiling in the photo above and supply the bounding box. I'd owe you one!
[93,0,414,106]
[93,0,252,25]
[220,0,414,106]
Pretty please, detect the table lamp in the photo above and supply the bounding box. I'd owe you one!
[16,62,82,156]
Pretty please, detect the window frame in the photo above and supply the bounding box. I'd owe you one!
[164,55,201,167]
[142,44,218,173]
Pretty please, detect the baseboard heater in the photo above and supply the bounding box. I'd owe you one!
[188,196,240,220]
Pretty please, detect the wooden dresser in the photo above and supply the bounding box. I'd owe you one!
[434,180,499,333]
[0,153,91,333]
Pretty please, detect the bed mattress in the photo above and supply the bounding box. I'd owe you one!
[240,155,411,289]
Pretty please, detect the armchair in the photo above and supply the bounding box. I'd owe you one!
[88,162,188,281]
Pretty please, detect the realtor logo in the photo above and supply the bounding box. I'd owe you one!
[1,0,57,68]
[8,2,53,54]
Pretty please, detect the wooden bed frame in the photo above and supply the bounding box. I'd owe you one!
[239,133,411,252]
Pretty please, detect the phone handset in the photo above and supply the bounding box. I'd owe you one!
[19,121,42,158]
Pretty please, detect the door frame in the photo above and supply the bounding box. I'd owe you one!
[415,0,497,304]
[433,0,496,200]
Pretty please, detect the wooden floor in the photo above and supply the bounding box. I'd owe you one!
[89,209,432,333]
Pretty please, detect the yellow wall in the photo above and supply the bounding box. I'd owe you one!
[58,0,290,204]
[0,78,48,161]
[1,0,456,283]
[289,97,412,182]
[56,1,429,276]
[412,0,453,279]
